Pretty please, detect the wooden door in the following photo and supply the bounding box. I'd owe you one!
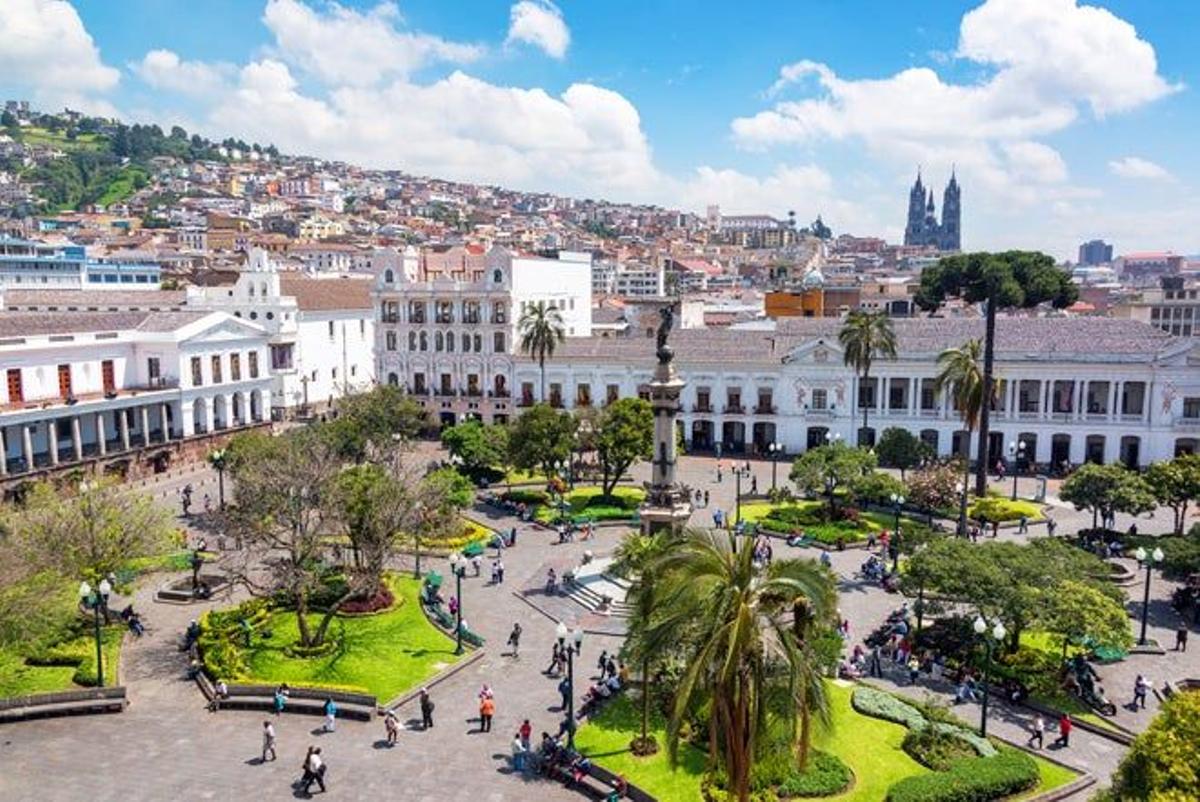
[101,360,115,393]
[6,369,22,403]
[57,364,72,399]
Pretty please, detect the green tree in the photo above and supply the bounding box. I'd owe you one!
[934,339,993,534]
[425,466,475,510]
[647,529,837,799]
[788,442,877,517]
[328,464,411,598]
[1106,691,1200,801]
[517,301,565,401]
[1060,463,1156,530]
[915,252,1077,495]
[1144,455,1200,535]
[12,479,175,581]
[595,398,654,497]
[905,460,964,514]
[838,310,897,445]
[875,427,929,479]
[440,420,507,477]
[1040,580,1134,659]
[508,403,577,484]
[328,385,431,462]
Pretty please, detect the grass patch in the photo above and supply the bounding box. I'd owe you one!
[741,501,917,545]
[0,623,123,697]
[1016,755,1081,800]
[234,575,461,700]
[95,165,148,206]
[533,486,645,524]
[18,126,106,152]
[968,497,1044,523]
[574,692,707,802]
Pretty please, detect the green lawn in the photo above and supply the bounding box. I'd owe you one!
[0,625,123,697]
[740,501,913,545]
[1016,757,1081,801]
[19,126,106,152]
[238,575,462,700]
[968,497,1045,523]
[574,693,707,802]
[533,486,645,524]
[95,165,147,206]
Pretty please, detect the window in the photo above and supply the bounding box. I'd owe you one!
[332,367,338,380]
[101,360,115,394]
[384,269,394,283]
[147,357,161,384]
[440,373,453,395]
[413,372,426,394]
[461,333,470,353]
[493,269,503,284]
[577,383,591,406]
[1184,397,1200,419]
[328,321,335,340]
[191,357,203,386]
[521,382,535,405]
[230,354,241,382]
[387,372,399,386]
[386,331,397,351]
[269,344,294,370]
[446,332,455,352]
[696,389,711,411]
[493,332,505,352]
[211,356,223,383]
[408,331,417,351]
[57,364,72,399]
[420,331,428,351]
[473,334,482,352]
[606,384,620,405]
[549,383,563,407]
[435,331,444,352]
[359,320,365,337]
[467,374,480,396]
[248,351,259,379]
[6,368,23,403]
[757,390,774,413]
[811,389,828,410]
[726,390,742,413]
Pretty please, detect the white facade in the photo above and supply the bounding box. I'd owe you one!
[614,264,666,298]
[1,310,271,476]
[0,237,161,290]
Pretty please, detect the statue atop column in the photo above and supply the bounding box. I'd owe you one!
[641,300,691,533]
[655,302,676,364]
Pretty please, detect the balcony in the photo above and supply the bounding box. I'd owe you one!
[465,389,483,398]
[754,404,777,415]
[692,403,713,414]
[549,397,564,409]
[410,313,426,324]
[805,407,833,418]
[381,313,400,324]
[491,314,507,325]
[918,408,940,417]
[518,397,535,408]
[463,314,481,325]
[1174,417,1200,431]
[723,404,745,415]
[488,389,510,398]
[436,388,456,398]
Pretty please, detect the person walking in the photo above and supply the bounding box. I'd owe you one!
[479,694,495,733]
[273,683,290,716]
[558,676,571,711]
[519,718,532,751]
[1028,715,1045,749]
[703,489,709,507]
[907,656,920,685]
[322,697,337,732]
[262,720,277,762]
[496,559,505,583]
[1132,674,1150,710]
[384,709,400,746]
[1176,624,1189,652]
[1018,515,1028,535]
[419,688,434,730]
[300,746,326,795]
[472,554,482,577]
[1046,518,1057,537]
[507,623,523,657]
[869,645,882,678]
[511,732,527,773]
[1055,713,1072,747]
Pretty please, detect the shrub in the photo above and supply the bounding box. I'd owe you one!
[1107,690,1200,801]
[704,750,852,801]
[885,750,1038,802]
[339,585,396,615]
[502,489,548,505]
[853,470,908,506]
[902,727,977,771]
[775,751,853,797]
[852,686,927,729]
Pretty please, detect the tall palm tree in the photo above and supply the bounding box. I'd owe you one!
[933,339,996,535]
[647,529,836,802]
[517,301,565,402]
[838,310,897,446]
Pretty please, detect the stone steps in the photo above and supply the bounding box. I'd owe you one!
[565,577,633,618]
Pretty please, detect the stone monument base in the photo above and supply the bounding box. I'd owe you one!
[639,502,693,534]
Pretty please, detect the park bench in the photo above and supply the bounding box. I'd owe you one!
[0,687,127,724]
[200,681,376,720]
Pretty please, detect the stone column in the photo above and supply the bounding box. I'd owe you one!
[1073,381,1084,420]
[641,345,692,534]
[0,428,7,476]
[181,401,195,437]
[141,407,151,446]
[22,425,34,470]
[161,403,171,442]
[48,420,59,465]
[96,412,107,456]
[71,416,83,461]
[119,409,131,451]
[1041,380,1050,420]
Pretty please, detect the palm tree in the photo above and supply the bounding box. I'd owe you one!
[933,339,996,535]
[838,310,897,446]
[647,529,836,801]
[518,301,565,402]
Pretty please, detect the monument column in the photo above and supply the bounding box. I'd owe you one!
[640,304,693,535]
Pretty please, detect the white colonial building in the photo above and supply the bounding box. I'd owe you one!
[1,307,272,479]
[511,317,1200,469]
[374,246,592,426]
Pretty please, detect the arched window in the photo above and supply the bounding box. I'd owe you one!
[435,331,444,351]
[473,333,482,353]
[408,331,417,351]
[446,332,455,352]
[493,269,503,284]
[420,331,428,351]
[384,269,394,284]
[248,283,255,297]
[387,372,399,386]
[260,282,268,297]
[385,331,397,351]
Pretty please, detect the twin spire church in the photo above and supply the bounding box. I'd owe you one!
[903,171,961,251]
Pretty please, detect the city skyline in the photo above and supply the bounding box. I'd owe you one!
[2,0,1198,258]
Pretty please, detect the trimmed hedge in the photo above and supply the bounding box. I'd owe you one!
[703,750,853,801]
[885,750,1039,802]
[852,686,995,759]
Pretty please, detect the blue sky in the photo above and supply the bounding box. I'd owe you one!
[3,0,1198,258]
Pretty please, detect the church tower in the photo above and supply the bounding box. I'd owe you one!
[940,171,961,251]
[903,171,926,246]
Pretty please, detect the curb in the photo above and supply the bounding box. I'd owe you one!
[989,732,1097,802]
[383,649,486,711]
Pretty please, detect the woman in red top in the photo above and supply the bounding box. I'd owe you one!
[1056,713,1072,747]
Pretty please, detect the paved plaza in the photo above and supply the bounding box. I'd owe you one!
[2,450,1196,800]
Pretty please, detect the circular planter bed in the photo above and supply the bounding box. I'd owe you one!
[156,572,231,603]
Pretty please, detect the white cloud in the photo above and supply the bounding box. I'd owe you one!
[505,1,570,60]
[0,0,119,111]
[262,0,483,86]
[1108,156,1174,181]
[132,50,233,97]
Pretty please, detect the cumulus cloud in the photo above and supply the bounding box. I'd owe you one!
[262,0,483,86]
[505,1,570,59]
[1108,156,1174,181]
[132,50,234,97]
[0,0,119,111]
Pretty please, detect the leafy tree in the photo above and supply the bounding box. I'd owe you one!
[850,470,907,507]
[647,529,837,798]
[440,420,507,477]
[1144,455,1200,535]
[328,385,431,462]
[934,339,993,533]
[789,442,877,516]
[838,310,897,445]
[425,466,475,510]
[328,463,420,597]
[508,403,577,485]
[905,460,964,513]
[11,478,175,580]
[915,252,1077,494]
[1,110,16,128]
[1040,580,1134,659]
[1060,463,1156,530]
[875,427,929,479]
[595,398,654,497]
[1106,691,1200,801]
[517,301,565,401]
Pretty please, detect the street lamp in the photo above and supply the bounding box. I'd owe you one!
[957,480,968,538]
[556,622,585,749]
[767,442,783,491]
[1134,547,1164,645]
[448,553,467,655]
[78,578,112,687]
[973,615,1007,738]
[889,492,906,573]
[732,464,749,527]
[207,448,227,511]
[1008,440,1026,501]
